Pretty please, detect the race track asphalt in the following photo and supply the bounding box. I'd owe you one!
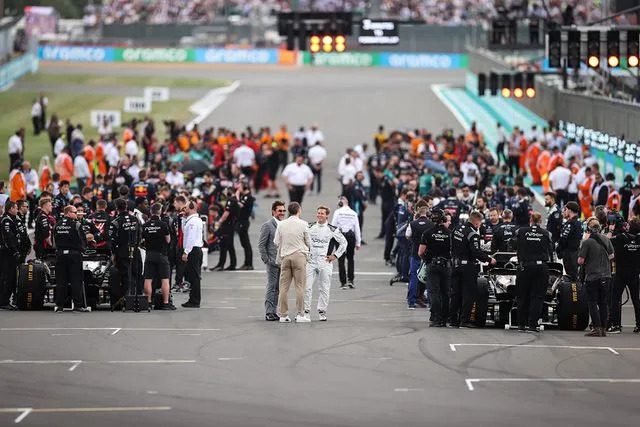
[0,64,638,427]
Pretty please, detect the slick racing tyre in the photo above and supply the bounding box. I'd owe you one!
[557,277,589,331]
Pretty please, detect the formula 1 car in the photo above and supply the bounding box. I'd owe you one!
[22,250,114,310]
[471,252,590,331]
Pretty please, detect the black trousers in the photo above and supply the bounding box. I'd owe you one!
[609,272,640,327]
[555,189,569,209]
[448,263,478,325]
[312,167,322,193]
[0,251,19,305]
[338,232,356,285]
[288,185,306,204]
[507,155,520,177]
[427,263,450,323]
[9,153,20,172]
[380,203,393,237]
[186,247,203,305]
[27,194,37,227]
[55,251,84,308]
[369,175,379,203]
[563,250,579,281]
[586,278,610,328]
[236,220,253,267]
[496,142,508,167]
[217,229,236,268]
[516,264,548,328]
[32,116,40,134]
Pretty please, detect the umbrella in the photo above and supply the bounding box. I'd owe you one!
[181,159,211,176]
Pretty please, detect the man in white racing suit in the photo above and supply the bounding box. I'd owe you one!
[304,205,347,321]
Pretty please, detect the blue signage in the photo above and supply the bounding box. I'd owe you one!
[378,53,467,69]
[38,46,115,62]
[195,49,278,64]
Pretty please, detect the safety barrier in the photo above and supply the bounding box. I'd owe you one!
[0,52,39,91]
[38,44,468,69]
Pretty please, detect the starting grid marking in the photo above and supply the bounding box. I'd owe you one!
[449,343,621,355]
[445,343,640,393]
[465,378,640,391]
[0,406,171,424]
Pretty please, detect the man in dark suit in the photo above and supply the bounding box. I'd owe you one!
[259,200,286,321]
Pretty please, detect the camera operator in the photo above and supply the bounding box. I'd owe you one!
[608,217,640,334]
[53,205,89,313]
[0,201,21,310]
[557,201,582,280]
[75,204,101,249]
[418,208,451,327]
[142,203,175,310]
[109,198,142,310]
[513,212,554,332]
[578,217,615,337]
[449,210,496,328]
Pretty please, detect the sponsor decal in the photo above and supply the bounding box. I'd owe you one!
[379,53,467,69]
[38,46,112,62]
[116,48,193,62]
[196,48,278,64]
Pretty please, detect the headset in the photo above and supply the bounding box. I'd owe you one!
[585,217,601,234]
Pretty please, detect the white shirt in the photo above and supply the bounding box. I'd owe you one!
[74,155,90,179]
[24,169,38,194]
[307,144,327,165]
[282,162,313,186]
[31,102,42,118]
[233,145,255,168]
[8,134,22,154]
[549,166,572,191]
[460,161,480,187]
[125,139,139,158]
[341,164,357,185]
[306,129,324,146]
[71,128,85,143]
[166,171,185,187]
[350,156,364,172]
[98,123,113,137]
[331,206,361,246]
[128,164,141,183]
[54,137,65,157]
[105,142,120,166]
[564,143,582,163]
[182,213,204,255]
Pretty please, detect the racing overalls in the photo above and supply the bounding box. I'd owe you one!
[304,221,347,314]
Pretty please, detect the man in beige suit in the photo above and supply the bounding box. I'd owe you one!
[274,202,311,323]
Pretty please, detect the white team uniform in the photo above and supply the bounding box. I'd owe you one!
[304,222,347,314]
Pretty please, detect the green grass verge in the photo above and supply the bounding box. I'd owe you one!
[21,72,231,89]
[0,89,194,180]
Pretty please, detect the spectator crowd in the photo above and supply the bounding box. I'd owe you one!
[83,0,605,26]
